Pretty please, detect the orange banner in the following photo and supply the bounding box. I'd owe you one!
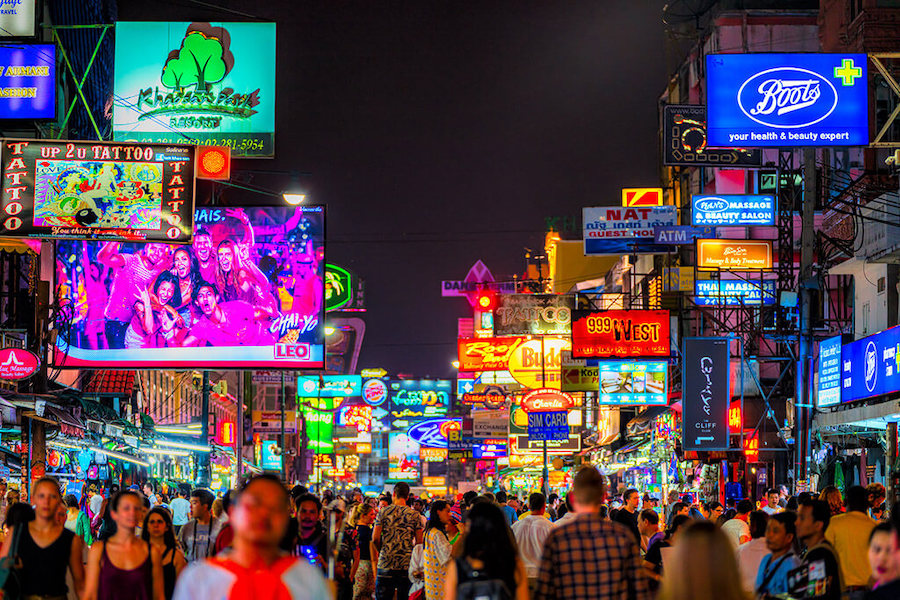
[696,239,773,270]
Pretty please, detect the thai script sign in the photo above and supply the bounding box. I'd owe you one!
[706,54,868,147]
[297,375,362,398]
[583,206,677,255]
[388,379,451,418]
[691,194,775,226]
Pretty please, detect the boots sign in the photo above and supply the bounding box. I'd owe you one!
[0,348,40,380]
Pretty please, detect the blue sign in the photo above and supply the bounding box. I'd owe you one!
[694,280,776,306]
[654,225,713,245]
[527,411,569,441]
[706,54,868,147]
[841,326,900,404]
[817,335,842,408]
[0,44,56,120]
[691,195,775,226]
[258,440,281,471]
[297,375,362,398]
[457,378,475,396]
[473,439,508,459]
[407,418,457,449]
[598,361,668,405]
[389,379,451,418]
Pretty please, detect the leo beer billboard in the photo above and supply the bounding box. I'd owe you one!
[682,337,730,451]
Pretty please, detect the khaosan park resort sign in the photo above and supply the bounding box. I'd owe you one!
[113,22,276,157]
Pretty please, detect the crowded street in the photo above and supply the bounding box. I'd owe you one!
[0,0,897,599]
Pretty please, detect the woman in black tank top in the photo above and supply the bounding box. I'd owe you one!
[141,507,186,600]
[0,477,86,599]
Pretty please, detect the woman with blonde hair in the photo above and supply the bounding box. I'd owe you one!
[658,520,749,600]
[819,486,844,516]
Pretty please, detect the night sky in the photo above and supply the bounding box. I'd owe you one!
[120,1,669,378]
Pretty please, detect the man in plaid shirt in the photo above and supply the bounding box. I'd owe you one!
[535,468,651,600]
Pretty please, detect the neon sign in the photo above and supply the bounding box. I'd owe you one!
[571,310,670,358]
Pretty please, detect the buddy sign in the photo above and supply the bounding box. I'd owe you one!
[113,22,276,157]
[706,54,868,147]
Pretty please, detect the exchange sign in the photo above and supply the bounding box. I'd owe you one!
[662,105,762,167]
[691,195,775,226]
[696,239,773,270]
[113,22,276,157]
[571,310,670,358]
[598,361,668,405]
[0,140,196,242]
[583,206,677,255]
[388,379,451,419]
[457,336,526,371]
[0,44,55,119]
[706,54,868,147]
[493,294,573,336]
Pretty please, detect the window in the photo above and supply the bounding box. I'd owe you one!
[862,301,870,335]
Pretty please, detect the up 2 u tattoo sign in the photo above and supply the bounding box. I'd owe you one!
[0,139,196,242]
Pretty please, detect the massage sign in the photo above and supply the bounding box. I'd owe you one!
[0,140,196,242]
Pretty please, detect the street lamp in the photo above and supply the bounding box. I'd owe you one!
[282,172,307,205]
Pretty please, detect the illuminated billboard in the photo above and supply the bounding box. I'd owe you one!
[336,401,373,433]
[694,280,776,306]
[662,105,762,167]
[696,239,773,270]
[0,139,195,242]
[598,361,668,405]
[301,406,333,453]
[622,188,662,207]
[52,205,325,368]
[494,294,573,336]
[457,336,526,372]
[388,379,451,419]
[388,432,420,482]
[297,375,361,398]
[583,206,677,255]
[0,45,55,119]
[691,195,775,226]
[406,418,461,449]
[706,53,868,147]
[841,327,900,404]
[113,22,276,157]
[571,310,670,358]
[817,335,842,409]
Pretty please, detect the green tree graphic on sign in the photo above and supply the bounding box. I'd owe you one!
[161,23,235,92]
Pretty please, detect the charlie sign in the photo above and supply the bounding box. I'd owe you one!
[113,22,276,157]
[706,54,868,147]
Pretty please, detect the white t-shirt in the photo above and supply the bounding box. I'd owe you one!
[511,515,553,578]
[170,497,191,526]
[721,517,751,548]
[736,537,769,593]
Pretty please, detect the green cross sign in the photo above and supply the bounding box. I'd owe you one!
[834,58,862,86]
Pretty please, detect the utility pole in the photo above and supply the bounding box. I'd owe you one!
[199,371,210,487]
[796,148,817,489]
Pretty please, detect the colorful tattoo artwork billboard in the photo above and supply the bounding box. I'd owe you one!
[53,205,324,368]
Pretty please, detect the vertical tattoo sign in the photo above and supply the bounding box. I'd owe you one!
[683,337,730,451]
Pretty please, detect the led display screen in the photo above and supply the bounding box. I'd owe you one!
[388,379,451,419]
[53,205,325,368]
[113,22,276,157]
[597,361,668,405]
[706,53,868,147]
[388,432,420,482]
[0,139,195,242]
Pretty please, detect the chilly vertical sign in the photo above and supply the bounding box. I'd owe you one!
[683,337,730,451]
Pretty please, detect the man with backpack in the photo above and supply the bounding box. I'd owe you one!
[535,467,650,600]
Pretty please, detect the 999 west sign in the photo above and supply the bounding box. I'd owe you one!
[571,310,670,358]
[706,53,868,147]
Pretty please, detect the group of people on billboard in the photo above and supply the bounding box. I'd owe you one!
[56,207,324,354]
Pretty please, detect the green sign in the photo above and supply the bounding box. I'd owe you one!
[113,22,276,157]
[300,406,333,453]
[325,264,353,312]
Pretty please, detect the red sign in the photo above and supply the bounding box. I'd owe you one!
[0,348,39,380]
[521,389,575,412]
[458,336,526,371]
[728,403,742,433]
[743,435,759,462]
[216,421,236,446]
[571,310,670,358]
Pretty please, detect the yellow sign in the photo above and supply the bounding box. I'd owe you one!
[360,368,388,378]
[422,476,446,488]
[696,239,773,270]
[662,267,695,292]
[507,337,570,389]
[622,188,663,207]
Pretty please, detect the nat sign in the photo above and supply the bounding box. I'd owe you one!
[0,140,196,242]
[571,310,670,358]
[706,54,868,147]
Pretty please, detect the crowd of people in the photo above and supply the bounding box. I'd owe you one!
[0,474,896,600]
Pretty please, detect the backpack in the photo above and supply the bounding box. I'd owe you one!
[455,558,513,600]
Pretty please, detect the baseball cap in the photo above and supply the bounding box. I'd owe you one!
[327,499,347,513]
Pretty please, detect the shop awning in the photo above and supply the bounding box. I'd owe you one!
[0,239,39,254]
[626,405,672,436]
[616,438,650,455]
[44,405,85,430]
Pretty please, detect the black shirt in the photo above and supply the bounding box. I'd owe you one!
[357,525,373,561]
[17,526,75,596]
[789,543,842,600]
[294,522,329,572]
[866,579,900,600]
[612,507,640,542]
[643,538,670,592]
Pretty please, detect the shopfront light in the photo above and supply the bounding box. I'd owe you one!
[156,440,212,452]
[90,446,150,467]
[143,447,191,457]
